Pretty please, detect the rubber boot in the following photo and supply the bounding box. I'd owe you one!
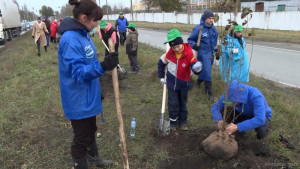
[204,81,213,100]
[87,141,112,167]
[44,46,47,52]
[72,157,88,169]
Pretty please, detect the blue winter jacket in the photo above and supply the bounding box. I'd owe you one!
[219,34,249,82]
[188,15,218,81]
[58,17,105,120]
[115,17,128,32]
[211,80,272,132]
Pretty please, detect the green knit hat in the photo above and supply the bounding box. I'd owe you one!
[100,20,107,29]
[119,11,124,15]
[234,25,243,32]
[127,23,136,29]
[164,29,182,44]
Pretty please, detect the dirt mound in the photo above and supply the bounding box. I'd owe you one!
[154,127,290,169]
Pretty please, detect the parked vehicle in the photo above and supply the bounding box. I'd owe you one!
[0,0,22,45]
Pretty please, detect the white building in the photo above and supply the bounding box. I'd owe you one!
[241,0,300,12]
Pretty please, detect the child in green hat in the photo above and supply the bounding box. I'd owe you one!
[99,20,119,56]
[158,29,203,131]
[126,23,141,74]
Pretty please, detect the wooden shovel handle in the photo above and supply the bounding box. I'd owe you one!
[108,38,130,169]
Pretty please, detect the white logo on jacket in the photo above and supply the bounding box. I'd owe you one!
[202,32,208,38]
[182,63,186,67]
[85,45,94,58]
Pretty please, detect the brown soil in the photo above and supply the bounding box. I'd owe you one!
[153,128,292,169]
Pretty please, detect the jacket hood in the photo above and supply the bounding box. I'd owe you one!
[58,17,88,35]
[227,80,248,104]
[200,15,213,28]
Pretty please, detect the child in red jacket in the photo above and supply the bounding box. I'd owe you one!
[158,29,202,131]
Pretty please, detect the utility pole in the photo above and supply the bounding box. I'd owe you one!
[187,0,191,24]
[106,0,109,20]
[130,0,133,21]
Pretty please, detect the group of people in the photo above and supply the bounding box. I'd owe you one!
[98,12,141,74]
[56,0,272,168]
[32,16,62,56]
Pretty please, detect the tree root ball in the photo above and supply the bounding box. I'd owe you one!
[201,130,238,160]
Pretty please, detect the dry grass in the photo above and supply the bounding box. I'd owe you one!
[0,30,299,169]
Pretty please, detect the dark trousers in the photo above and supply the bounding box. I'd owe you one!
[224,109,270,139]
[70,116,97,159]
[36,38,41,54]
[168,89,189,126]
[127,52,140,71]
[119,31,126,45]
[50,37,56,43]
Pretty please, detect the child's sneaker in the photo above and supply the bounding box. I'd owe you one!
[136,70,141,75]
[179,124,188,131]
[170,125,177,132]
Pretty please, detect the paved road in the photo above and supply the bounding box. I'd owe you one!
[138,28,300,88]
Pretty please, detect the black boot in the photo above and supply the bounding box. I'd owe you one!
[44,46,47,52]
[196,79,203,88]
[87,141,112,167]
[72,157,88,169]
[204,81,213,100]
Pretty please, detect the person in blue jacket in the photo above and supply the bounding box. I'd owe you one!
[188,9,218,100]
[115,12,129,46]
[58,0,118,168]
[211,80,272,140]
[219,25,249,83]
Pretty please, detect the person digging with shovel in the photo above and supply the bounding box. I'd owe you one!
[158,29,202,132]
[98,20,119,56]
[211,80,272,156]
[58,0,119,168]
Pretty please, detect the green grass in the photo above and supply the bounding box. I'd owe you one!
[107,20,300,44]
[0,31,299,169]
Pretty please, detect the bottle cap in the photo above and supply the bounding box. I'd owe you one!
[132,118,135,121]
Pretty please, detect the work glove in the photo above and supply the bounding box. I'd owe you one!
[160,78,165,85]
[131,50,137,55]
[32,36,34,39]
[193,44,199,51]
[191,61,202,75]
[100,52,119,71]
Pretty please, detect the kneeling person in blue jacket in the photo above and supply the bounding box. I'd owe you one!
[211,80,272,140]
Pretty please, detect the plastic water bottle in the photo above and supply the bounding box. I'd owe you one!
[130,118,136,137]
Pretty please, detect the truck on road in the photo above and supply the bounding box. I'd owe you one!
[0,0,21,45]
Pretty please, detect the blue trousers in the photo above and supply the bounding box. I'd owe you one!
[46,34,50,46]
[168,89,188,126]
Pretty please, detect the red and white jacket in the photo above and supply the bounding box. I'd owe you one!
[158,43,199,91]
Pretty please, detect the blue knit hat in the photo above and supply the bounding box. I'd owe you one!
[203,9,214,21]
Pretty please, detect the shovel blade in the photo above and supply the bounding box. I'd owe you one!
[155,119,170,136]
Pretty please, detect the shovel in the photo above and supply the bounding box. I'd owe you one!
[155,44,170,136]
[101,39,126,74]
[155,74,170,136]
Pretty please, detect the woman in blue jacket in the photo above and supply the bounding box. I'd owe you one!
[58,0,118,168]
[211,80,272,140]
[219,25,250,83]
[188,9,218,100]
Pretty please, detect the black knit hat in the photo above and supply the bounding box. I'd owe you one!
[169,37,183,47]
[203,9,214,21]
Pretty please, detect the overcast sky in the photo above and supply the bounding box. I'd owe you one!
[17,0,132,14]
